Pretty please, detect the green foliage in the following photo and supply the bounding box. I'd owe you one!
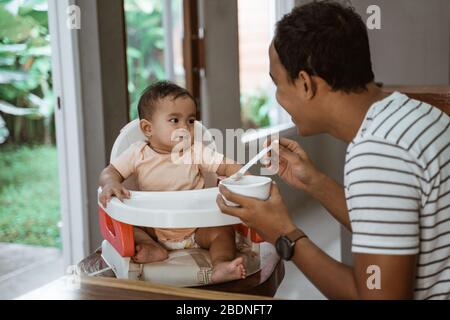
[0,0,54,144]
[241,91,271,128]
[125,0,166,120]
[0,144,60,247]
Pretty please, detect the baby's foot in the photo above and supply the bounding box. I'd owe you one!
[132,242,168,264]
[211,256,246,284]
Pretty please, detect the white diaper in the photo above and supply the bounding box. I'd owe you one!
[159,233,200,250]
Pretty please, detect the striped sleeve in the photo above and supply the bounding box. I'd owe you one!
[345,138,422,255]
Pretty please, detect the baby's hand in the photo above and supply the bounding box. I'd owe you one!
[99,182,130,208]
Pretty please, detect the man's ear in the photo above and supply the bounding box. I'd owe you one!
[296,70,315,99]
[139,119,152,138]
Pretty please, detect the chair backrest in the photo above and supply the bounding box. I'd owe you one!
[383,85,450,116]
[110,120,144,190]
[110,119,218,190]
[110,119,146,162]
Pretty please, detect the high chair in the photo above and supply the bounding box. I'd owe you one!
[98,120,263,287]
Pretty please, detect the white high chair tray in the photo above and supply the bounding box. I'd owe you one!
[98,187,241,228]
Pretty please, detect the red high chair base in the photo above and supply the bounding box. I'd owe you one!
[99,207,135,257]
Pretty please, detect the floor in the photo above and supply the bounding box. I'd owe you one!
[0,243,63,300]
[275,198,342,300]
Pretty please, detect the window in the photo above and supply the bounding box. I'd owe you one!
[238,0,295,130]
[124,0,185,120]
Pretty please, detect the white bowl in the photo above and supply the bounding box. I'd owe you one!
[219,175,272,207]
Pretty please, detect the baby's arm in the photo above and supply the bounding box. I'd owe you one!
[99,164,130,207]
[215,159,242,177]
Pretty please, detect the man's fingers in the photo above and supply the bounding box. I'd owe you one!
[269,182,281,199]
[216,195,248,221]
[262,138,284,167]
[273,142,300,164]
[219,185,255,208]
[261,154,271,166]
[278,137,308,159]
[263,137,273,149]
[261,140,273,166]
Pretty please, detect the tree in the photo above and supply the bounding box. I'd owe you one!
[0,0,54,144]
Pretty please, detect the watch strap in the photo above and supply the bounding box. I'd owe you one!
[285,228,307,243]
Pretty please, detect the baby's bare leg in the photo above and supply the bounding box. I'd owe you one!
[132,227,168,264]
[195,226,246,283]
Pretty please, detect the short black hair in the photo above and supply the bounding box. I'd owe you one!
[273,0,374,92]
[137,81,197,120]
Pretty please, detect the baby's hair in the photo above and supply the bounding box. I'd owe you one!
[137,80,197,120]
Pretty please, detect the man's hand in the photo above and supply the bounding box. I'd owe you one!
[217,182,296,244]
[99,182,130,208]
[264,138,324,192]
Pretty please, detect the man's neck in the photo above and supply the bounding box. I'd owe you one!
[324,83,389,143]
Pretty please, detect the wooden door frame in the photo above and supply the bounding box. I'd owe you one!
[183,0,204,118]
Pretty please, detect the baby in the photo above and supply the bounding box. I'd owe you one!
[99,81,245,284]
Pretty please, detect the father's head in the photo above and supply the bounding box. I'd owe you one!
[270,0,374,136]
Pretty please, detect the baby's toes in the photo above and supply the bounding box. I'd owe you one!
[230,256,244,269]
[239,264,247,278]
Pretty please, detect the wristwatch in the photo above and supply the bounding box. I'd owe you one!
[275,229,308,261]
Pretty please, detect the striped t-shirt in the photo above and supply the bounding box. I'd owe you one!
[345,91,450,300]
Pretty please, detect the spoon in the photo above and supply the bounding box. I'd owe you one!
[229,143,275,181]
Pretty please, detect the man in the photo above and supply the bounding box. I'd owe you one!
[217,1,450,299]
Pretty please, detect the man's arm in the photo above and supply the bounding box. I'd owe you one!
[273,138,351,230]
[290,237,417,299]
[353,253,417,299]
[217,183,417,299]
[292,237,358,299]
[306,172,351,231]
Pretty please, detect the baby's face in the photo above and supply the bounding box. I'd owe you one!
[146,96,197,152]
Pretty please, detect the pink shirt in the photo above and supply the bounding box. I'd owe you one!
[111,141,224,241]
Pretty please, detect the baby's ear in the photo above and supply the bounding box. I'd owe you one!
[139,119,152,137]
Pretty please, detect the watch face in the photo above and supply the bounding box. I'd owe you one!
[276,236,293,260]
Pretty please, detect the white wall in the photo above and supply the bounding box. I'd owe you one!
[354,0,450,85]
